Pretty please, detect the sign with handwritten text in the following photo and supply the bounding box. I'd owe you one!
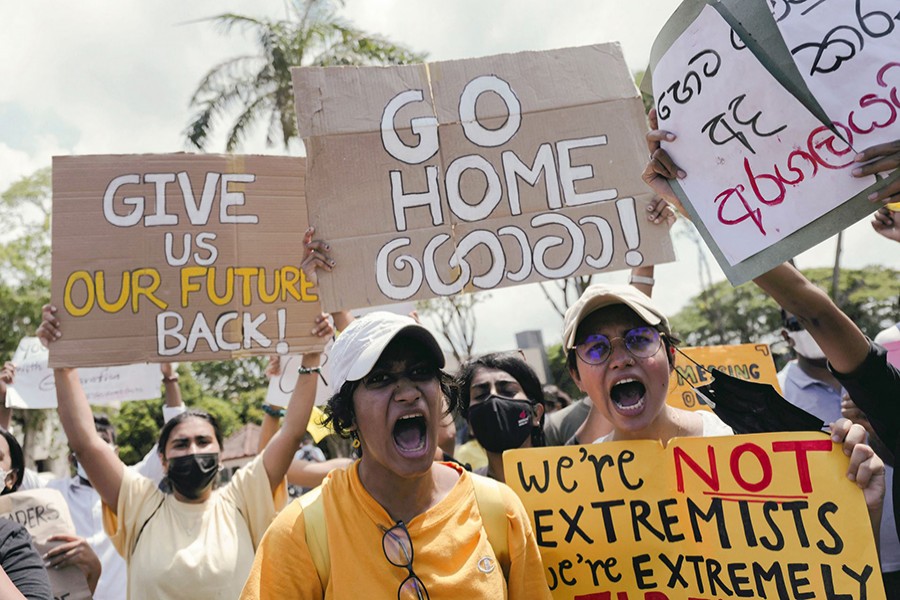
[652,5,873,267]
[0,489,93,600]
[504,432,884,599]
[50,154,324,367]
[7,337,160,408]
[667,343,781,411]
[293,45,674,312]
[771,0,900,149]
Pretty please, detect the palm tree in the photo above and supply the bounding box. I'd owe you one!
[185,0,425,152]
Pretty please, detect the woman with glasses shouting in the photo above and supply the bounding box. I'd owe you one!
[241,233,551,599]
[563,284,733,444]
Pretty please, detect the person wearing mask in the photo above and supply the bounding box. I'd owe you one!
[777,310,844,426]
[46,364,184,600]
[38,231,333,600]
[37,303,336,600]
[0,428,99,595]
[456,352,545,483]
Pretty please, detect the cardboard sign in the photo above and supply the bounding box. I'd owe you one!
[0,488,93,600]
[50,154,324,367]
[7,337,160,409]
[293,45,675,312]
[667,343,781,411]
[504,433,885,599]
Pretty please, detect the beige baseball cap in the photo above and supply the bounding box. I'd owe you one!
[562,283,670,350]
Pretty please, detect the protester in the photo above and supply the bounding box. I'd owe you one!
[777,310,844,425]
[241,253,551,599]
[0,517,52,600]
[44,362,184,600]
[541,384,571,413]
[0,364,42,490]
[641,108,892,530]
[0,425,101,594]
[456,352,546,483]
[37,305,333,600]
[564,282,734,444]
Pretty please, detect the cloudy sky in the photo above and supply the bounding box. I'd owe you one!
[2,1,897,354]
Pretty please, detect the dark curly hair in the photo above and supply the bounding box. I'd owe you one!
[456,352,546,448]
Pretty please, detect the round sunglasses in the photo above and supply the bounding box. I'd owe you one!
[575,326,663,365]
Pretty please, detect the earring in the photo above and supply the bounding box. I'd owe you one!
[351,432,361,449]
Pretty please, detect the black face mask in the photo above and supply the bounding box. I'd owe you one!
[468,396,534,453]
[696,369,824,434]
[167,453,220,499]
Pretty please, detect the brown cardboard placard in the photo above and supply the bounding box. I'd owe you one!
[0,488,93,600]
[293,45,675,312]
[51,154,324,368]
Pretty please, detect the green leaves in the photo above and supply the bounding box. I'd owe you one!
[184,0,425,152]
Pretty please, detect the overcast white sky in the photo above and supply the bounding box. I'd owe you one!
[1,1,897,354]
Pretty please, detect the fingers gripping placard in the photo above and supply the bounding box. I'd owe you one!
[293,45,675,312]
[50,154,324,368]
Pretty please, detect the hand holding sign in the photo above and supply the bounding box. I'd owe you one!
[853,139,900,204]
[830,418,885,520]
[300,226,333,288]
[43,534,102,594]
[872,206,900,242]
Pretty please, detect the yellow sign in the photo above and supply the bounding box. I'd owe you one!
[504,433,884,599]
[667,344,781,412]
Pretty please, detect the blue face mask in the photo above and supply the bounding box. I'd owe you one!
[468,395,534,453]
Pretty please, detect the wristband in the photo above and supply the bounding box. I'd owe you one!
[298,365,329,387]
[162,375,179,383]
[628,274,655,287]
[262,404,285,418]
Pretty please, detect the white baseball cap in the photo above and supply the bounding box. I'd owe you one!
[329,311,445,391]
[562,283,670,350]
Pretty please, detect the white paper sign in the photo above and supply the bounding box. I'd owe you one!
[8,337,161,409]
[652,5,874,265]
[771,0,900,149]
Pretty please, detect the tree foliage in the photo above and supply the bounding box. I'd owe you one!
[416,294,486,364]
[545,343,582,400]
[669,266,898,347]
[0,168,51,360]
[185,0,426,151]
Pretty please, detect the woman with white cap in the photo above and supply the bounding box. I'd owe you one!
[241,309,551,599]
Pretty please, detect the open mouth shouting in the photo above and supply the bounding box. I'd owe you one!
[610,378,647,415]
[392,413,429,458]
